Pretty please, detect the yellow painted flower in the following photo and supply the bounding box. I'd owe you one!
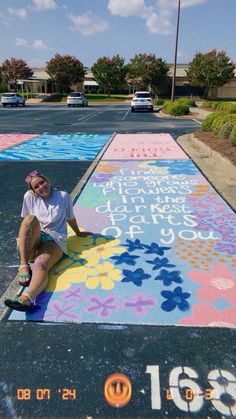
[46,232,125,292]
[47,261,122,292]
[47,262,91,292]
[96,163,120,173]
[81,238,125,264]
[85,261,122,289]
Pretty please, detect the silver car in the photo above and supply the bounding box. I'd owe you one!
[131,91,153,112]
[67,92,88,107]
[1,93,25,107]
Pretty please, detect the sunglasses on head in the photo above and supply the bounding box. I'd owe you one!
[25,170,39,184]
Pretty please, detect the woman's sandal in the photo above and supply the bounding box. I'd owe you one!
[4,294,40,313]
[17,264,32,287]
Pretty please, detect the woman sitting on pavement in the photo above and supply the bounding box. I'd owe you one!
[4,170,90,312]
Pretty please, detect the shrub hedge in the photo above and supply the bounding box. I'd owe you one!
[215,102,236,113]
[218,122,234,139]
[201,100,236,113]
[163,99,190,116]
[201,112,222,131]
[169,103,190,116]
[201,101,216,109]
[211,114,236,134]
[229,125,236,145]
[155,98,165,106]
[177,97,196,107]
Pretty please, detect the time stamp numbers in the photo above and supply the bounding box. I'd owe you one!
[16,365,236,416]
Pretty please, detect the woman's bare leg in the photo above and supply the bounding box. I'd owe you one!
[25,241,63,302]
[18,215,41,267]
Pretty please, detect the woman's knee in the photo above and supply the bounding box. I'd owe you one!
[20,215,40,236]
[34,256,48,271]
[22,214,39,228]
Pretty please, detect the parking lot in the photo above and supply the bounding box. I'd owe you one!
[0,106,235,418]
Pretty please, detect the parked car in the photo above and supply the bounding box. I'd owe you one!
[67,92,88,107]
[131,91,153,112]
[1,93,25,107]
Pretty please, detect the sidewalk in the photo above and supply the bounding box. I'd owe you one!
[189,106,212,121]
[177,133,236,210]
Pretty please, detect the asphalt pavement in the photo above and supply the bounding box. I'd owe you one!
[0,103,199,136]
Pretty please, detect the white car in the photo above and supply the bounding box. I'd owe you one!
[1,93,25,107]
[131,91,153,112]
[67,92,88,107]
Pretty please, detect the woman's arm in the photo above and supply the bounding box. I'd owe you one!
[67,218,91,237]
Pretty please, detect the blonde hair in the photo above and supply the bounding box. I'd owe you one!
[28,174,51,195]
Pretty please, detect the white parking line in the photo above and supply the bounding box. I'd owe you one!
[35,114,52,120]
[122,110,130,120]
[78,112,103,122]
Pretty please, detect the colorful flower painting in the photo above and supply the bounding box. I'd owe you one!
[8,151,236,327]
[188,264,236,305]
[179,304,236,328]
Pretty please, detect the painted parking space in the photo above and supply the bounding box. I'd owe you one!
[9,153,236,326]
[102,133,189,159]
[0,134,37,150]
[0,133,111,160]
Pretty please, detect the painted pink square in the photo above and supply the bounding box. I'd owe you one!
[0,134,37,150]
[102,133,189,160]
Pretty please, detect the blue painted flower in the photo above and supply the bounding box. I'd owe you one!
[144,243,171,256]
[146,257,176,271]
[124,239,145,252]
[111,252,140,266]
[155,269,183,286]
[161,287,191,312]
[150,160,198,175]
[122,268,151,287]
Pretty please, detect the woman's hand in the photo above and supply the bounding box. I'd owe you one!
[76,231,92,237]
[68,218,92,237]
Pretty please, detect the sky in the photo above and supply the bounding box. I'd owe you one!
[0,0,235,69]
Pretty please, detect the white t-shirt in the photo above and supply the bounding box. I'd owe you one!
[21,190,75,254]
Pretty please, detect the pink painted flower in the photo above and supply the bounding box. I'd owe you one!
[188,264,236,304]
[179,304,236,328]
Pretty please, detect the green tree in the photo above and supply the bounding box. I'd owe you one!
[128,53,170,96]
[46,54,85,93]
[1,58,33,89]
[91,55,126,95]
[186,49,235,98]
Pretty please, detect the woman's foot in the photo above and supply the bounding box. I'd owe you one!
[4,294,40,312]
[17,264,32,287]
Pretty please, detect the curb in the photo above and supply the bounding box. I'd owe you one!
[185,133,236,171]
[157,108,211,121]
[177,133,236,210]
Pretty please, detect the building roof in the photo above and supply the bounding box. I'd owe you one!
[28,63,236,83]
[84,80,99,86]
[30,68,50,80]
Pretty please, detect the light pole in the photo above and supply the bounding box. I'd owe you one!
[171,0,181,102]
